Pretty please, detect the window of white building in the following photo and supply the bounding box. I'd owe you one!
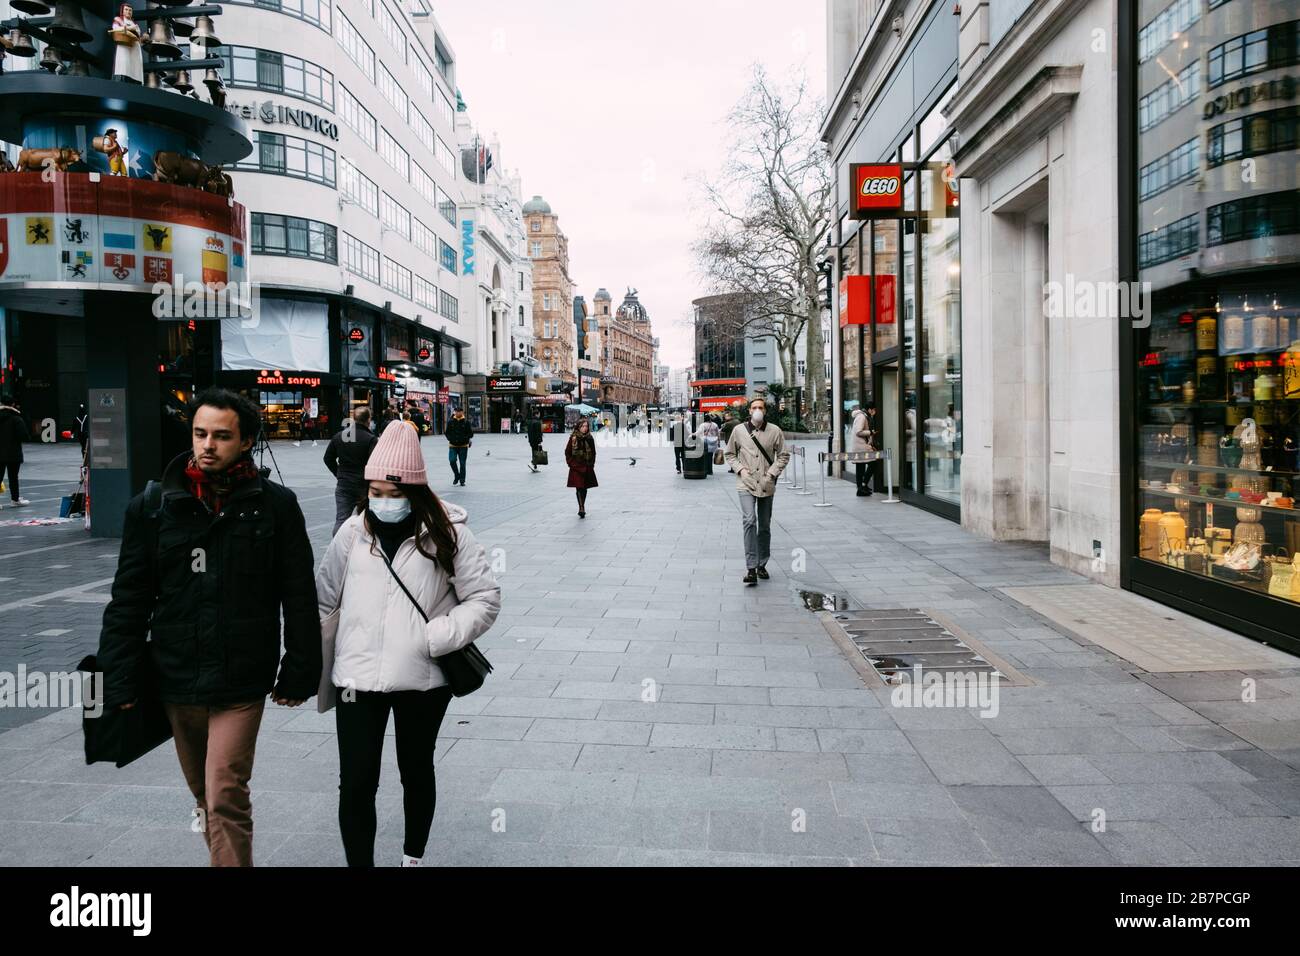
[335,13,375,82]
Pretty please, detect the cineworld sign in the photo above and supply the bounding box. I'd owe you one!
[227,100,340,141]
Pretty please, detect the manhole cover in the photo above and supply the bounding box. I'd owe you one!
[822,608,1033,687]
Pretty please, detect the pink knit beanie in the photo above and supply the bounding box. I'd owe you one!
[364,421,428,485]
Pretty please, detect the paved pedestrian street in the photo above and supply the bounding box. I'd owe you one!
[1,436,1298,867]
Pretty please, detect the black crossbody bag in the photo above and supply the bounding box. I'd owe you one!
[746,422,776,468]
[379,551,493,697]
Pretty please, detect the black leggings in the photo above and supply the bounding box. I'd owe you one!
[335,686,454,866]
[576,488,588,510]
[1,462,18,501]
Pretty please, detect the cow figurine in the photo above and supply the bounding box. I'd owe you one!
[152,149,210,189]
[201,164,234,198]
[17,146,83,173]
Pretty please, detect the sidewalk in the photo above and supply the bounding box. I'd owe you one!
[0,436,1297,866]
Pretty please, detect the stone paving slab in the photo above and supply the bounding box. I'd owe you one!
[1,438,1297,866]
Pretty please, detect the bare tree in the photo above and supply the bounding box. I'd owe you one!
[693,65,832,426]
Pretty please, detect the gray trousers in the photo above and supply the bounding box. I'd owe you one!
[738,492,774,569]
[334,481,365,535]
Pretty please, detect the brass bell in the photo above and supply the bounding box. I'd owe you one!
[39,42,64,73]
[144,69,163,89]
[11,0,53,15]
[47,2,93,44]
[169,69,193,93]
[147,18,180,58]
[65,55,90,77]
[190,15,219,47]
[172,18,194,39]
[8,30,37,57]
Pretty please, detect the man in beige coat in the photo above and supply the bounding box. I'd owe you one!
[724,396,791,584]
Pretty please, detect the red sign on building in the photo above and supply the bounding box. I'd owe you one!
[850,163,904,219]
[838,274,896,329]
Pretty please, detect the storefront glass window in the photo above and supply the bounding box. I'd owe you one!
[919,140,962,504]
[840,231,861,413]
[1133,2,1300,612]
[901,173,918,491]
[872,221,898,355]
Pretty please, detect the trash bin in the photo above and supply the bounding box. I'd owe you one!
[683,448,710,479]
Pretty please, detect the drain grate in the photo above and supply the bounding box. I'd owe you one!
[823,608,1033,686]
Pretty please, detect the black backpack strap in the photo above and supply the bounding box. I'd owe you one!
[144,479,163,518]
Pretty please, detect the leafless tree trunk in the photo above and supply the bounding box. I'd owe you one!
[693,65,832,427]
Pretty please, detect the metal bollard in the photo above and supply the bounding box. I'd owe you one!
[882,449,899,503]
[794,446,813,495]
[814,453,833,507]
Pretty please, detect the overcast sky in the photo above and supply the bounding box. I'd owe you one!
[432,0,827,371]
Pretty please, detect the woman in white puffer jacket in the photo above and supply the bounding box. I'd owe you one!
[315,421,500,867]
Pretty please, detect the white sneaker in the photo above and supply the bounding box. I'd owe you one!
[15,498,30,506]
[401,854,422,867]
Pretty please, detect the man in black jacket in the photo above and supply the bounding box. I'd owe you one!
[96,387,321,867]
[323,406,377,533]
[445,407,473,486]
[0,396,30,508]
[526,412,544,472]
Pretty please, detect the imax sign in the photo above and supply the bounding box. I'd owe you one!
[462,219,476,276]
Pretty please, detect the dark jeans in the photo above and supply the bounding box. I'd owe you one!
[448,446,468,482]
[855,461,877,494]
[1,461,18,500]
[335,686,454,866]
[333,480,365,535]
[673,446,685,472]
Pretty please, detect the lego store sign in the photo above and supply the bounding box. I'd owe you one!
[850,163,903,219]
[838,275,896,329]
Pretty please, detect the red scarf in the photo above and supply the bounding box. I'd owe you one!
[184,455,261,514]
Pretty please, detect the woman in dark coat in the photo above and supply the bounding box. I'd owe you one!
[565,418,598,518]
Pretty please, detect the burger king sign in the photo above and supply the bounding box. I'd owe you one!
[850,163,904,219]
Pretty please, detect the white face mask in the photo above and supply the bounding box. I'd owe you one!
[368,497,411,523]
[751,409,765,425]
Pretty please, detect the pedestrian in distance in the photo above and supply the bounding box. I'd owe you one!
[851,402,876,497]
[527,413,544,473]
[724,396,790,585]
[324,407,378,535]
[565,417,598,518]
[96,387,322,866]
[407,401,428,441]
[669,413,686,475]
[75,403,89,458]
[445,407,473,486]
[700,414,720,475]
[315,421,501,867]
[0,395,31,508]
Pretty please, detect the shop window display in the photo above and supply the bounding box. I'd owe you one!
[1132,0,1300,612]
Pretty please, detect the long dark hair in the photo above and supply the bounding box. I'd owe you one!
[357,483,458,576]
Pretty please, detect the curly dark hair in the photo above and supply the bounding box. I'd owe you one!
[190,387,261,442]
